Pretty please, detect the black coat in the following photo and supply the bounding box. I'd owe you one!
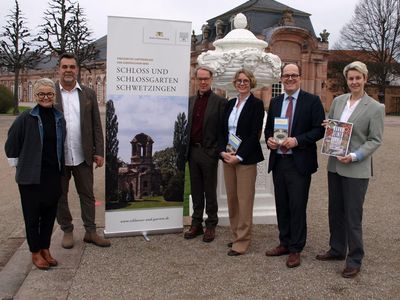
[218,93,265,165]
[264,89,325,175]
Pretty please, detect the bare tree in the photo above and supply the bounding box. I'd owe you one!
[338,0,400,103]
[37,0,98,81]
[37,0,75,55]
[69,3,99,81]
[0,0,41,114]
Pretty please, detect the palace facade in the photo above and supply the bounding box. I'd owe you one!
[1,0,397,113]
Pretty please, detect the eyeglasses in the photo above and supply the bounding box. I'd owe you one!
[196,77,211,82]
[36,92,55,99]
[235,79,250,85]
[281,74,300,79]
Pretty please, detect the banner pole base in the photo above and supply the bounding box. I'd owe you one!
[142,232,150,241]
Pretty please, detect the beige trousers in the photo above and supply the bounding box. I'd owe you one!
[223,163,257,253]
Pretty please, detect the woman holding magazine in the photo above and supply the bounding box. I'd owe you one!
[316,61,385,278]
[218,68,264,256]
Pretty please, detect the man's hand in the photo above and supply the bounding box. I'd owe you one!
[267,137,279,150]
[281,137,297,150]
[94,155,104,168]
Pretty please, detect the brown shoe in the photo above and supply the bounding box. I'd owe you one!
[32,252,50,270]
[61,232,74,249]
[316,251,345,261]
[40,249,58,266]
[342,266,360,278]
[265,245,289,256]
[184,226,204,239]
[83,232,111,247]
[202,227,215,243]
[286,252,301,268]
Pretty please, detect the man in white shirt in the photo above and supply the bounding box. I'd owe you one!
[55,53,110,248]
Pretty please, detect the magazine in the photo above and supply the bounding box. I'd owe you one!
[273,117,289,144]
[226,132,242,153]
[321,119,353,157]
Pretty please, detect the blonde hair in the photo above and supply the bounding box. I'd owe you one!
[33,78,55,94]
[232,68,257,89]
[343,61,368,79]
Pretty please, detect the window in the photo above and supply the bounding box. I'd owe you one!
[96,78,103,103]
[271,82,283,98]
[28,82,33,102]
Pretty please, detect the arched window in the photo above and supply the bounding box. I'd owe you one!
[28,82,33,102]
[18,84,22,101]
[96,77,103,104]
[88,78,93,90]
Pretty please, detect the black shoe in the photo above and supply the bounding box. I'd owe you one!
[227,249,242,256]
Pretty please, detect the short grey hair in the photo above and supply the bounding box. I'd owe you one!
[343,61,368,79]
[33,78,56,94]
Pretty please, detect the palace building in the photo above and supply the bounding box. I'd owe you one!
[1,0,397,113]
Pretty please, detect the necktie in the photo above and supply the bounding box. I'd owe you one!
[281,96,293,153]
[286,96,293,136]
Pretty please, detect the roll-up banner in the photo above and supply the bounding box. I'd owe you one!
[105,16,191,237]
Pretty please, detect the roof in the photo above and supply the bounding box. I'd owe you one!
[203,0,315,41]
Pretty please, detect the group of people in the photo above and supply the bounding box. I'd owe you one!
[185,61,384,279]
[5,53,110,271]
[5,56,384,279]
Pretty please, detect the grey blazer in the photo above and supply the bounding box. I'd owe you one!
[327,93,385,179]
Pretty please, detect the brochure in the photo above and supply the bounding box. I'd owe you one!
[321,119,353,157]
[273,117,289,144]
[226,132,242,153]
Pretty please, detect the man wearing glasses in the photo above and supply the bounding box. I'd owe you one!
[55,53,110,249]
[264,63,325,268]
[184,66,227,242]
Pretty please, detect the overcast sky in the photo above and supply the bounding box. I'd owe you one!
[0,0,359,47]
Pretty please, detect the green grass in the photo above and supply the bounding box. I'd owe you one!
[183,163,191,216]
[119,200,182,210]
[5,106,31,114]
[115,193,184,211]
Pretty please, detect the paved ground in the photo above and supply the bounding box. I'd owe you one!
[0,111,399,299]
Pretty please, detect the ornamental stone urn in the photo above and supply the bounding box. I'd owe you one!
[197,13,281,97]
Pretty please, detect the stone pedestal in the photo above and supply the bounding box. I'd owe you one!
[189,117,277,225]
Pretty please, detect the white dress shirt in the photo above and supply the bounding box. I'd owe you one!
[277,89,299,154]
[60,82,84,166]
[340,95,361,161]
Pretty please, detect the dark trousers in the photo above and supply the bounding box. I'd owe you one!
[57,162,96,233]
[328,172,369,268]
[188,146,219,228]
[272,156,311,253]
[19,171,61,253]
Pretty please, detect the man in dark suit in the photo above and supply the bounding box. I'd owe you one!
[184,66,227,242]
[264,63,325,267]
[55,53,110,248]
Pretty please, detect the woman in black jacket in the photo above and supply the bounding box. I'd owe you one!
[5,78,66,270]
[218,69,265,256]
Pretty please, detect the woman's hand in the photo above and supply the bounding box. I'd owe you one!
[321,119,329,128]
[337,155,352,164]
[221,151,240,165]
